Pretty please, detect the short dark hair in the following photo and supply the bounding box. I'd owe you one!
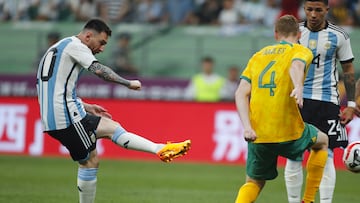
[47,31,60,40]
[275,15,299,37]
[305,0,328,5]
[83,18,112,37]
[117,32,131,40]
[202,56,214,63]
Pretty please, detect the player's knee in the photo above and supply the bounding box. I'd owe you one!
[246,177,265,190]
[91,156,100,168]
[319,131,329,149]
[312,131,328,150]
[79,151,100,168]
[79,156,99,168]
[90,151,100,167]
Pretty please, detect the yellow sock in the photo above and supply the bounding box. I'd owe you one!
[303,149,328,202]
[235,182,260,203]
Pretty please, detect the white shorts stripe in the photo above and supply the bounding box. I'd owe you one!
[78,123,92,147]
[74,122,91,149]
[77,122,92,148]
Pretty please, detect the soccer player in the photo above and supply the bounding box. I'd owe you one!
[284,1,357,203]
[234,15,328,203]
[36,18,191,203]
[235,15,328,203]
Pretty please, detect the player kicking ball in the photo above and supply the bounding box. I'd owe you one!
[36,18,191,203]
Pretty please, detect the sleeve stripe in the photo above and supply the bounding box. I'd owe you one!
[292,58,307,65]
[240,75,251,83]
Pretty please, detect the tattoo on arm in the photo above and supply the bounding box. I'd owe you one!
[356,79,360,100]
[89,62,130,87]
[343,72,355,101]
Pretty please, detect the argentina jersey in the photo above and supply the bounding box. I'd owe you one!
[299,21,354,105]
[36,36,97,131]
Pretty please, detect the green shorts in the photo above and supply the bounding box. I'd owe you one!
[246,123,318,180]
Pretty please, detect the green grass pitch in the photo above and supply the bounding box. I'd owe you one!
[0,155,359,203]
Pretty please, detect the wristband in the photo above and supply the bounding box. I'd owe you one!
[348,101,356,108]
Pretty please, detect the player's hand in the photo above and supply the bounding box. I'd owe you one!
[356,98,360,117]
[355,106,360,117]
[86,104,112,119]
[339,107,355,125]
[290,86,303,108]
[128,80,141,90]
[243,128,257,142]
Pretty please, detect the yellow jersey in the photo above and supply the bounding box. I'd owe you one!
[241,41,313,143]
[193,74,225,102]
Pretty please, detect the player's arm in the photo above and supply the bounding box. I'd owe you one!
[235,78,257,142]
[289,59,305,108]
[88,61,141,90]
[340,62,356,124]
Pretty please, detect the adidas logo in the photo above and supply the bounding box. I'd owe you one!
[123,140,130,148]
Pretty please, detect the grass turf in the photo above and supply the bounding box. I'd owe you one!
[0,155,359,203]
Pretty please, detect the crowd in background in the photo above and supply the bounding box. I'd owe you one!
[3,0,357,103]
[1,0,360,27]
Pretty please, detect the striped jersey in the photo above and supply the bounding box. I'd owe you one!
[241,41,313,143]
[299,21,354,105]
[36,36,97,131]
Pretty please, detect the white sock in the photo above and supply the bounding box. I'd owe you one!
[77,168,98,203]
[111,127,164,154]
[285,159,303,203]
[319,150,336,203]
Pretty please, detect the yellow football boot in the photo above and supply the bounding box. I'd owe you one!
[157,140,191,162]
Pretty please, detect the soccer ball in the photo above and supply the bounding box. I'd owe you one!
[343,141,360,173]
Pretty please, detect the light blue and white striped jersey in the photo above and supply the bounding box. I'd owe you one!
[299,21,354,105]
[36,36,97,131]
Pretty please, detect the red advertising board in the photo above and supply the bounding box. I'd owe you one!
[1,97,359,168]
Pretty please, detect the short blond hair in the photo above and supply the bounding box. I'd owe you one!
[275,15,299,38]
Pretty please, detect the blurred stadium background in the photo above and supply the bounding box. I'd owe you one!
[1,0,360,202]
[1,22,360,78]
[0,22,271,78]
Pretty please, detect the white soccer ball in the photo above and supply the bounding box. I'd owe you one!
[343,141,360,173]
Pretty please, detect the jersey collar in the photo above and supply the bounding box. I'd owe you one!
[279,40,293,47]
[303,20,329,31]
